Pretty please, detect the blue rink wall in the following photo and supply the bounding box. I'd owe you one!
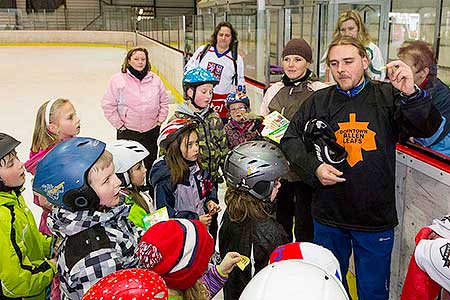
[1,30,449,299]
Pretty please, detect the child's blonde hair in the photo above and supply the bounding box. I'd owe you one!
[31,98,71,152]
[182,280,209,300]
[225,187,271,223]
[87,150,113,185]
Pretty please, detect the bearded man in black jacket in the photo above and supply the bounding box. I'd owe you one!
[281,36,441,300]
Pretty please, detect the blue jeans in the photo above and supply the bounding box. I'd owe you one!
[313,221,394,300]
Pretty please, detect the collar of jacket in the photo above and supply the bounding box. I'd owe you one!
[336,76,369,97]
[0,188,24,206]
[127,65,149,81]
[282,69,312,86]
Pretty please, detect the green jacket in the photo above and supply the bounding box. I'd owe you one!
[0,190,56,299]
[170,102,228,184]
[124,194,147,229]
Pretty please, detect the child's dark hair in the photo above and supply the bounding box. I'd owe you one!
[225,187,271,223]
[166,128,199,185]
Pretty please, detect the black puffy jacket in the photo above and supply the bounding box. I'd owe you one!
[219,211,289,300]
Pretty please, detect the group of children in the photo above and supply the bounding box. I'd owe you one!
[0,58,290,300]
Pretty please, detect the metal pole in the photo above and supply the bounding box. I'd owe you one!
[433,0,443,61]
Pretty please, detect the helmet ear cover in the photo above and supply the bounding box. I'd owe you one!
[63,181,100,211]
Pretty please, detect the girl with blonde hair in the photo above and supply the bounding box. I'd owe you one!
[25,98,80,300]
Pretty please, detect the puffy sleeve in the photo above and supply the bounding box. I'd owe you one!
[101,74,125,129]
[0,208,56,298]
[184,45,205,73]
[156,75,169,123]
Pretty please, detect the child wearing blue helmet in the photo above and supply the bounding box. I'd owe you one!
[33,137,141,300]
[0,132,56,299]
[223,91,263,150]
[167,67,228,241]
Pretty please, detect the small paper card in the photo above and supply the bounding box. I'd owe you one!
[237,255,250,271]
[262,111,290,143]
[143,207,169,230]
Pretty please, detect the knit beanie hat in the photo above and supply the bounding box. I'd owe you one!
[282,38,313,62]
[136,219,214,291]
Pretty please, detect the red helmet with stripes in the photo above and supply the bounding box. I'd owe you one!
[157,119,197,150]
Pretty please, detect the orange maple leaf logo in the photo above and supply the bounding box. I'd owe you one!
[335,113,377,167]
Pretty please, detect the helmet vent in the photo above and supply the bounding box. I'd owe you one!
[77,141,89,147]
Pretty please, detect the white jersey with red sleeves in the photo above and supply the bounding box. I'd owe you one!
[184,45,245,95]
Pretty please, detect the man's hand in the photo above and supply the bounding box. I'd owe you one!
[315,163,346,186]
[386,60,416,96]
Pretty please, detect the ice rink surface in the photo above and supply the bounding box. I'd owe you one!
[0,46,176,221]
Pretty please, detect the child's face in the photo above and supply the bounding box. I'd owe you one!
[50,102,80,139]
[229,102,248,122]
[180,131,199,162]
[269,179,281,202]
[0,151,25,188]
[129,161,147,187]
[190,84,214,109]
[89,162,122,208]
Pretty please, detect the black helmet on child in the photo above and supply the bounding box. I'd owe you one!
[303,119,347,165]
[224,141,289,201]
[0,133,20,160]
[0,133,21,191]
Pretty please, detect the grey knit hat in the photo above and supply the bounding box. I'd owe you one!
[282,38,313,63]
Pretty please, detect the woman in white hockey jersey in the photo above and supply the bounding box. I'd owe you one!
[184,21,245,123]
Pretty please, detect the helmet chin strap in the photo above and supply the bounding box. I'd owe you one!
[189,87,207,111]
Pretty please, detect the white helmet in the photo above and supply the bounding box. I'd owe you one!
[107,140,149,186]
[239,260,349,300]
[269,242,342,281]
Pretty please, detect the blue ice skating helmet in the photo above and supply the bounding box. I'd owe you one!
[33,137,106,211]
[226,92,250,109]
[182,68,219,91]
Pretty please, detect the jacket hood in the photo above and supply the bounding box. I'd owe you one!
[175,102,210,120]
[149,157,171,186]
[47,203,130,239]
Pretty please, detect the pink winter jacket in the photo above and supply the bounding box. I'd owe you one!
[102,70,169,133]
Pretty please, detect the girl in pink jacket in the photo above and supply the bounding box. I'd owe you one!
[102,47,169,187]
